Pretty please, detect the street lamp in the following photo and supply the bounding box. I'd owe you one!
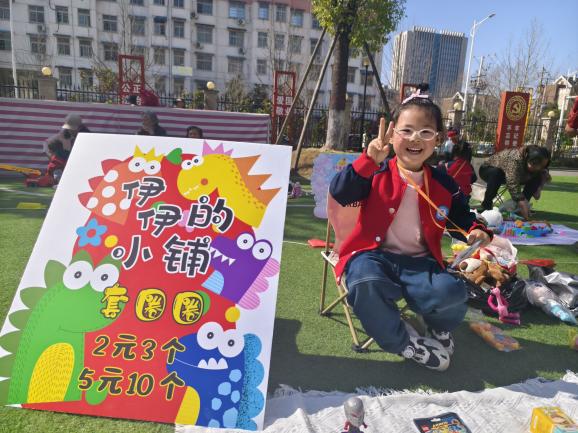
[359,58,370,149]
[463,13,495,117]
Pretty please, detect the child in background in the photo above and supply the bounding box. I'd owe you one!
[330,93,491,371]
[439,141,477,201]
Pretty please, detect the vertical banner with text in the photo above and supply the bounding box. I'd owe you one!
[0,135,291,430]
[495,91,531,152]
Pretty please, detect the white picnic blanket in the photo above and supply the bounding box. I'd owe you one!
[176,372,578,433]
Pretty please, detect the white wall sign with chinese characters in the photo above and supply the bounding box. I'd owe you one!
[0,134,291,430]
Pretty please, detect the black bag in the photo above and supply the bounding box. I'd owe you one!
[459,274,528,316]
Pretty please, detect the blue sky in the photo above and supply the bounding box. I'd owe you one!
[381,0,577,88]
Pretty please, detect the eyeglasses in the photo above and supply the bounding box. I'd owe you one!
[394,128,438,141]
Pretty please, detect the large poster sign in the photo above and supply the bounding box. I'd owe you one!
[495,91,531,152]
[0,135,291,430]
[311,153,360,218]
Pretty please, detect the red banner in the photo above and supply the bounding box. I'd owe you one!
[495,91,530,151]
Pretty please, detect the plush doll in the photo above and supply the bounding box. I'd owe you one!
[458,258,510,287]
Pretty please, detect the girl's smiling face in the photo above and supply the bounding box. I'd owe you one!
[392,107,441,172]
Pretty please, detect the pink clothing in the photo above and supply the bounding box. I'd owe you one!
[381,168,429,257]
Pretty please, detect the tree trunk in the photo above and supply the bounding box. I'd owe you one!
[324,30,351,150]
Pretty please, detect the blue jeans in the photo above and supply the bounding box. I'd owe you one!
[344,249,468,353]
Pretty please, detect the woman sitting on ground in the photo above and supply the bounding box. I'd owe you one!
[478,145,551,219]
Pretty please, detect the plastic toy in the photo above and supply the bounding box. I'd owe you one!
[487,287,521,325]
[530,406,578,433]
[525,281,577,325]
[342,396,367,433]
[469,321,520,351]
[501,220,553,238]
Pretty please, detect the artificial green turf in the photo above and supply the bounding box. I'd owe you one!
[0,176,577,432]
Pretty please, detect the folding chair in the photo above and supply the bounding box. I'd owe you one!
[470,182,508,208]
[319,194,423,352]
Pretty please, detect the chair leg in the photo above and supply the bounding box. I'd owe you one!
[320,290,348,316]
[319,221,332,314]
[341,293,361,347]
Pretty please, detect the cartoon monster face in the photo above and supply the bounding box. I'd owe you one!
[206,233,272,303]
[169,322,245,386]
[177,154,218,200]
[48,256,122,332]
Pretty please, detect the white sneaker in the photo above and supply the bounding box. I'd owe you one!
[400,336,450,371]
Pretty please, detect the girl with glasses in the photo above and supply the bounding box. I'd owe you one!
[329,93,491,371]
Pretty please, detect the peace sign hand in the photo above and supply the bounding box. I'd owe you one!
[367,118,393,165]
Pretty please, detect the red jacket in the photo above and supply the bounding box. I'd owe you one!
[444,158,476,196]
[329,154,489,281]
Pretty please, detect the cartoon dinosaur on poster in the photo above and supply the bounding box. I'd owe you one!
[0,251,125,405]
[176,142,280,228]
[167,321,264,430]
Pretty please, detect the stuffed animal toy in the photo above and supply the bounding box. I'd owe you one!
[458,258,510,287]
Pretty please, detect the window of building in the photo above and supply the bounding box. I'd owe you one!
[130,0,145,5]
[275,4,286,22]
[310,38,322,62]
[288,62,300,76]
[196,24,213,44]
[29,35,46,54]
[365,95,374,108]
[56,6,69,24]
[155,76,166,93]
[289,35,302,54]
[78,9,91,27]
[57,36,71,56]
[312,15,321,29]
[258,3,269,20]
[154,19,166,35]
[0,31,10,51]
[309,64,321,81]
[103,15,118,32]
[79,69,93,88]
[103,42,118,61]
[131,45,146,56]
[228,29,244,48]
[347,67,356,83]
[173,19,185,38]
[257,59,267,75]
[58,67,73,87]
[257,32,267,48]
[0,1,9,21]
[290,9,303,27]
[173,48,185,66]
[153,47,166,64]
[274,33,284,50]
[195,80,208,90]
[273,58,284,71]
[29,5,44,24]
[174,0,185,8]
[196,52,212,71]
[360,69,373,86]
[173,77,185,94]
[197,0,213,15]
[131,16,146,36]
[228,57,243,74]
[79,38,93,57]
[228,1,245,19]
[153,0,166,5]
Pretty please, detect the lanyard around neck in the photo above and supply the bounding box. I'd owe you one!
[398,164,469,238]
